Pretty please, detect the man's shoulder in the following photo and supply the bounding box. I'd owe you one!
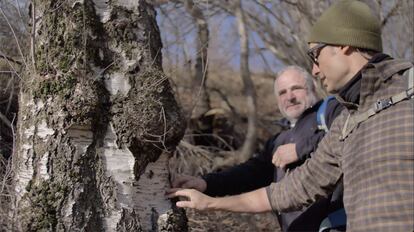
[367,56,412,81]
[360,57,413,109]
[302,97,342,117]
[297,98,343,126]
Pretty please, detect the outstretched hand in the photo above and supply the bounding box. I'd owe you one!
[166,188,213,211]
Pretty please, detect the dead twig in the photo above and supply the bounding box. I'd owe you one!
[31,0,36,72]
[0,111,12,129]
[0,53,22,65]
[0,5,28,69]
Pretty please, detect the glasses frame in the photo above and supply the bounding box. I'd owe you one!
[307,43,327,66]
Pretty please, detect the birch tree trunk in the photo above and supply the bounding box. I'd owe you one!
[11,0,187,231]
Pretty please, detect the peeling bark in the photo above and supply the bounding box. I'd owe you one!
[12,0,186,231]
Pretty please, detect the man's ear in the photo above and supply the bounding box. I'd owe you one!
[341,45,353,55]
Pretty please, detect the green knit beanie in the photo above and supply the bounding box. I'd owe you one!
[308,0,382,52]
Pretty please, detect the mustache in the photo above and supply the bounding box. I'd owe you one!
[288,99,301,105]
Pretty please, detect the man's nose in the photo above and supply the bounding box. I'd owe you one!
[312,63,320,77]
[287,90,295,100]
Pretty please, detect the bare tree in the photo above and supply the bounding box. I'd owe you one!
[232,0,257,162]
[10,0,187,231]
[0,0,411,231]
[241,0,412,68]
[183,0,211,119]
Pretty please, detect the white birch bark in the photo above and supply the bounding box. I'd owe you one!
[12,0,186,231]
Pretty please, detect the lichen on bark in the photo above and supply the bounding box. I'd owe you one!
[112,67,184,178]
[14,0,187,231]
[20,180,68,230]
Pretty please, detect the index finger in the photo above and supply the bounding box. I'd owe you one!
[166,189,190,199]
[171,175,191,188]
[165,187,181,195]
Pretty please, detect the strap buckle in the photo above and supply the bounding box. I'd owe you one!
[374,98,392,112]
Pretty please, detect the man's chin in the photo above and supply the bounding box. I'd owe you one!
[286,111,303,120]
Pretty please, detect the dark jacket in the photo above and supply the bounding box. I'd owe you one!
[273,100,344,232]
[266,55,414,231]
[203,98,344,231]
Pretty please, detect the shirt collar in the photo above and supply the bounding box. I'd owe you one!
[337,53,390,106]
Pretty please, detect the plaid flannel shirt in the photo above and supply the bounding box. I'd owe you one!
[266,58,414,231]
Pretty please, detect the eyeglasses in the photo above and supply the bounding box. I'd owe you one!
[307,43,327,66]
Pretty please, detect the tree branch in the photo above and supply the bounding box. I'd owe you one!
[0,54,22,65]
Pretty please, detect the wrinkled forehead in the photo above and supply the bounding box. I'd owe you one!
[274,70,307,92]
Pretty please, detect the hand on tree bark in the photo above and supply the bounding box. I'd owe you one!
[171,174,207,192]
[166,188,213,210]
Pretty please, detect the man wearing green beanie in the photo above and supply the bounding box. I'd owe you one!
[167,1,413,231]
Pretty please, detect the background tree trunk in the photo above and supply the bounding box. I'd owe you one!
[11,0,186,231]
[233,0,257,161]
[183,0,210,120]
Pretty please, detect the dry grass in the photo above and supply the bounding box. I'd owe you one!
[186,209,280,232]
